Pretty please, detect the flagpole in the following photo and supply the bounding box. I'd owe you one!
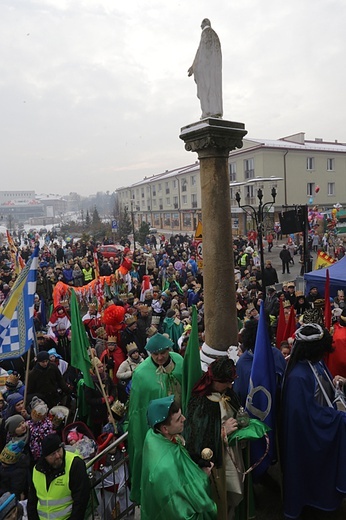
[23,345,33,409]
[89,349,117,431]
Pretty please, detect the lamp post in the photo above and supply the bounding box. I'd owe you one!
[235,186,277,292]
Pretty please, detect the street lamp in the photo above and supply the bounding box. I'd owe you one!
[235,186,277,292]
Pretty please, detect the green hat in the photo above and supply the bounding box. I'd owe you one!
[145,333,173,353]
[147,395,175,428]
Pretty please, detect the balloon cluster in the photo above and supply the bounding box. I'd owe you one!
[308,205,323,230]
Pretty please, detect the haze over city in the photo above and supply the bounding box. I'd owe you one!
[1,0,346,196]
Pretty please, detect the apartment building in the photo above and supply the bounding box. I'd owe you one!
[116,132,346,234]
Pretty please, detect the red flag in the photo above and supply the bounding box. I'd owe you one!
[284,305,296,341]
[324,269,331,331]
[276,300,286,348]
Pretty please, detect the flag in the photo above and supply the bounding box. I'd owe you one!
[93,250,100,280]
[0,246,39,360]
[181,305,202,415]
[314,251,337,270]
[70,290,94,389]
[283,305,296,340]
[324,269,331,331]
[275,300,286,348]
[6,231,22,274]
[246,301,276,478]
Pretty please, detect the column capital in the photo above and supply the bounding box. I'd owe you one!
[180,118,247,156]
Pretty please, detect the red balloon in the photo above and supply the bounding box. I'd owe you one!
[315,185,320,193]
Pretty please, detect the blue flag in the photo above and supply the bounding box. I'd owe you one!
[245,300,276,478]
[0,246,39,359]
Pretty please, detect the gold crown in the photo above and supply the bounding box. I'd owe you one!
[126,342,138,354]
[107,336,117,344]
[283,300,291,309]
[88,302,97,309]
[111,400,126,417]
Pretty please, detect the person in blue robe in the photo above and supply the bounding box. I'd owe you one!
[281,323,346,519]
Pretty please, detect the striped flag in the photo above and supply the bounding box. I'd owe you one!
[0,246,39,359]
[314,251,337,270]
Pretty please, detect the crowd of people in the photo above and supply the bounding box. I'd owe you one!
[0,229,345,519]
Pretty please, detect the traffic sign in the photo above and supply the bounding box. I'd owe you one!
[196,240,203,260]
[112,220,118,231]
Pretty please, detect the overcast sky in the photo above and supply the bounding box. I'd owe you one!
[1,0,346,196]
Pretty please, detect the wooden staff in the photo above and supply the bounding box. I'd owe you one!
[89,348,117,431]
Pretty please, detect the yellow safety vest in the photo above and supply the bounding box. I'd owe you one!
[32,451,78,520]
[82,268,93,282]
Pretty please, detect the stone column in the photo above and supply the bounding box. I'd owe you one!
[180,118,247,356]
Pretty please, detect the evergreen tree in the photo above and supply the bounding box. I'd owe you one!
[118,206,132,237]
[85,210,91,228]
[138,221,150,246]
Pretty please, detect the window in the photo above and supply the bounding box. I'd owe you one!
[327,158,335,171]
[153,199,157,207]
[173,196,178,209]
[165,182,170,194]
[306,157,315,170]
[244,158,254,179]
[158,184,162,192]
[173,180,177,189]
[191,194,197,208]
[328,182,335,196]
[159,199,163,210]
[182,195,187,204]
[183,213,192,227]
[307,183,315,196]
[246,185,255,198]
[191,175,196,186]
[152,185,156,196]
[181,179,187,192]
[230,162,237,182]
[166,197,171,205]
[141,188,144,198]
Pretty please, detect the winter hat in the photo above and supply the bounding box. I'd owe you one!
[5,415,25,436]
[48,348,62,359]
[30,397,48,422]
[0,492,17,519]
[166,309,176,318]
[41,433,63,458]
[67,428,83,444]
[37,351,50,362]
[6,393,24,408]
[0,441,25,465]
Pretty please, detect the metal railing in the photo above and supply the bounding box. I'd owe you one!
[86,432,136,519]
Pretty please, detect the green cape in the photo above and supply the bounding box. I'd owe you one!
[141,429,217,520]
[128,352,183,504]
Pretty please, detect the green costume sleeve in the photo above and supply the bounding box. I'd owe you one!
[141,429,217,520]
[127,352,183,504]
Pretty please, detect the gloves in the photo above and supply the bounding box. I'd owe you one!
[106,358,114,370]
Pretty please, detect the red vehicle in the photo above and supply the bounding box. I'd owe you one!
[98,244,123,259]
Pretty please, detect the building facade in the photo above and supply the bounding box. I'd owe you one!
[116,132,346,234]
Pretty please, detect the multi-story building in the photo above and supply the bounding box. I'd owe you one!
[117,162,201,234]
[116,132,346,234]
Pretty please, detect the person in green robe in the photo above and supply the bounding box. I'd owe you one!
[127,333,183,504]
[141,395,217,520]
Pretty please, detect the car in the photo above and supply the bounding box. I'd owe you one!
[149,227,158,234]
[98,244,123,259]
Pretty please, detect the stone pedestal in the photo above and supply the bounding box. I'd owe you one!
[180,118,247,352]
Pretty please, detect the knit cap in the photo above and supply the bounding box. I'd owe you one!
[5,415,25,436]
[0,492,17,519]
[6,393,23,408]
[30,397,48,422]
[0,441,25,465]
